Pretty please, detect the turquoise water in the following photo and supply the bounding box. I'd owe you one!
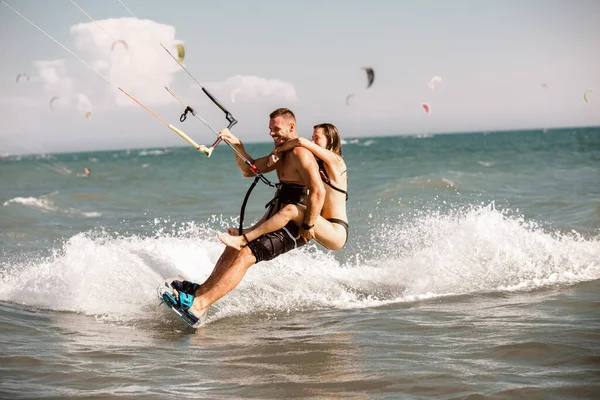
[1,127,599,398]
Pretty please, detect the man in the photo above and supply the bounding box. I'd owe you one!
[178,108,326,322]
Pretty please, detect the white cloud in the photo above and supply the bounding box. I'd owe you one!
[75,93,93,112]
[25,19,298,114]
[91,60,110,71]
[23,18,186,116]
[33,59,74,110]
[35,59,65,85]
[212,75,298,104]
[69,17,183,107]
[2,18,303,153]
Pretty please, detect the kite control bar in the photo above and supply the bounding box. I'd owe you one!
[161,44,238,156]
[164,86,270,187]
[178,88,237,141]
[200,87,238,153]
[202,87,238,129]
[166,86,238,157]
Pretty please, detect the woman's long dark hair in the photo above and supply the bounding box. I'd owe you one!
[314,123,342,156]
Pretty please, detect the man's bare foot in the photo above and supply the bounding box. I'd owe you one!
[217,232,247,250]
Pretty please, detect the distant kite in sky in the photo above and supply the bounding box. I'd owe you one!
[583,88,594,104]
[111,39,128,51]
[49,96,60,111]
[176,43,185,63]
[346,66,375,105]
[363,66,375,88]
[16,73,30,83]
[428,76,442,89]
[85,111,92,119]
[421,102,430,114]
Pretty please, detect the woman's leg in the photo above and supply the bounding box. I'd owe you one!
[219,204,347,251]
[311,218,347,250]
[218,204,301,249]
[225,207,272,236]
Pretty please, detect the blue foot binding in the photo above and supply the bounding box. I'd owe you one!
[158,279,205,328]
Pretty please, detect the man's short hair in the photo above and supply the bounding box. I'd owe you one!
[270,108,296,122]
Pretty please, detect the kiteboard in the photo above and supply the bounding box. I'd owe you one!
[158,277,207,328]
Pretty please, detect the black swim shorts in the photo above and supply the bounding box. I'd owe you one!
[246,221,307,263]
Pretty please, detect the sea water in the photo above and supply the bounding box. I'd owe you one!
[1,127,599,398]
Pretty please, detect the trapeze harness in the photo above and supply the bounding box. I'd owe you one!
[258,182,308,250]
[238,170,307,255]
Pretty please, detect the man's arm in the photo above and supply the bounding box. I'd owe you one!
[277,137,342,167]
[218,129,276,177]
[292,147,325,238]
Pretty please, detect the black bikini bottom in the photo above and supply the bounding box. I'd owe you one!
[327,218,348,245]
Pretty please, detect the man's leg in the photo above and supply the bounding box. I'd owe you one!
[189,221,307,318]
[190,246,256,317]
[198,246,240,294]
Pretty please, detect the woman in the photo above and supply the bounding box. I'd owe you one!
[218,123,349,250]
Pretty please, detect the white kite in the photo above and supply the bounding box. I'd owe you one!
[428,76,442,89]
[583,89,594,104]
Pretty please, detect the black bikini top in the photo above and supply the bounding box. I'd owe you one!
[317,159,348,201]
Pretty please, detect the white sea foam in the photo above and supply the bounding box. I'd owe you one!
[0,204,597,327]
[368,203,600,297]
[138,149,167,156]
[3,196,60,213]
[3,196,101,217]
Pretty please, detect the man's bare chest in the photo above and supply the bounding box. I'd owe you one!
[276,154,304,185]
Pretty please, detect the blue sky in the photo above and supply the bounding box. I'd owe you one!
[1,0,598,154]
